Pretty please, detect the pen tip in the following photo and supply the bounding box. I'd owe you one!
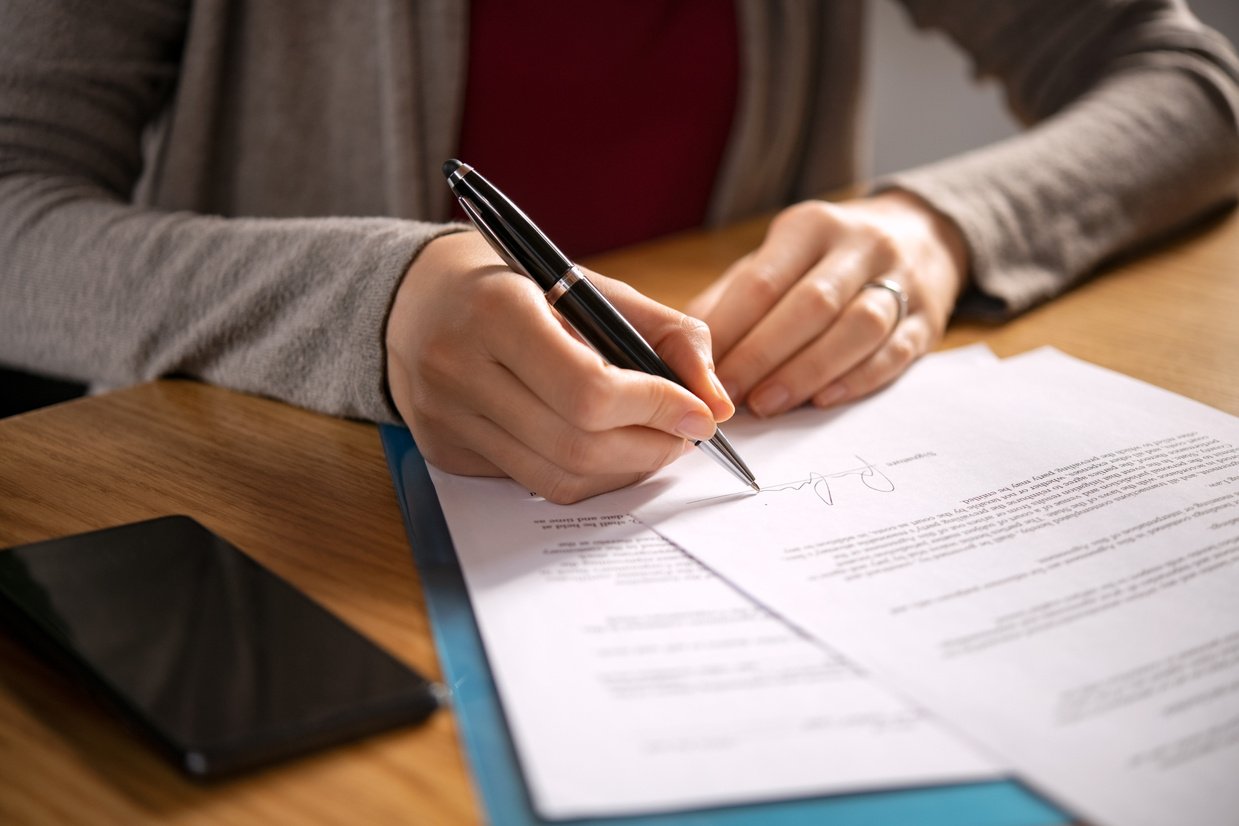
[749,481,761,493]
[442,159,462,178]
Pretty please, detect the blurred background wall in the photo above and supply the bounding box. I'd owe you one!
[866,0,1239,177]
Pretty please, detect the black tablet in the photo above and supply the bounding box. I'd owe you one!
[0,515,439,778]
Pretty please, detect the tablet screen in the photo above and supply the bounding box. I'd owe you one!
[0,516,438,776]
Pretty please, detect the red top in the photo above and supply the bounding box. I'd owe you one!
[456,1,739,258]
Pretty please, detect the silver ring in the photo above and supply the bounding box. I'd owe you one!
[861,278,908,326]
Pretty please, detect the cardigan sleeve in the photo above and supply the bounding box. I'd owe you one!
[879,0,1239,318]
[0,0,460,422]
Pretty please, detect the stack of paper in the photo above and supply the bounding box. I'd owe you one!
[428,347,1239,826]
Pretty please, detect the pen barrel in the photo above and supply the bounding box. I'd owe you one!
[553,280,680,385]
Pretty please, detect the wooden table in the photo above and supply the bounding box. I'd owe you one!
[1,206,1236,825]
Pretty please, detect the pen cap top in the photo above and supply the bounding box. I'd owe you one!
[441,159,573,290]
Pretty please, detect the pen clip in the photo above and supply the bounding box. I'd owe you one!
[457,196,530,278]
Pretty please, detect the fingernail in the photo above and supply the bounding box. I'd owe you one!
[720,377,741,403]
[675,411,717,442]
[814,384,847,408]
[749,384,789,417]
[708,370,732,402]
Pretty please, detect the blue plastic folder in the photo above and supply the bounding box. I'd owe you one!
[380,424,1069,826]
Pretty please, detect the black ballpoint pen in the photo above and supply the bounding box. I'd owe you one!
[442,159,759,492]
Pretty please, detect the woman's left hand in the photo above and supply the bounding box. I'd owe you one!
[687,190,969,417]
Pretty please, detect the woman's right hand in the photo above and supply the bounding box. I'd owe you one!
[384,231,734,504]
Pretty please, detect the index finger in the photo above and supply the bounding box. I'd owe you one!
[700,206,835,360]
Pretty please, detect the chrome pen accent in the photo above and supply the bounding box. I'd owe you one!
[545,267,584,305]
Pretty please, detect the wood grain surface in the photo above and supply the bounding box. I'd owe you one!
[1,204,1235,825]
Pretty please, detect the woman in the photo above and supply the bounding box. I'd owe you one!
[1,0,1236,502]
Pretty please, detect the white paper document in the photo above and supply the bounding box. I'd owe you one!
[608,349,1239,826]
[428,347,1004,818]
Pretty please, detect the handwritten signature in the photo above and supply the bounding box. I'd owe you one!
[690,456,894,506]
[763,456,895,505]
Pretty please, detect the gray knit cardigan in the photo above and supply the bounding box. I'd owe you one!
[1,0,1236,421]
